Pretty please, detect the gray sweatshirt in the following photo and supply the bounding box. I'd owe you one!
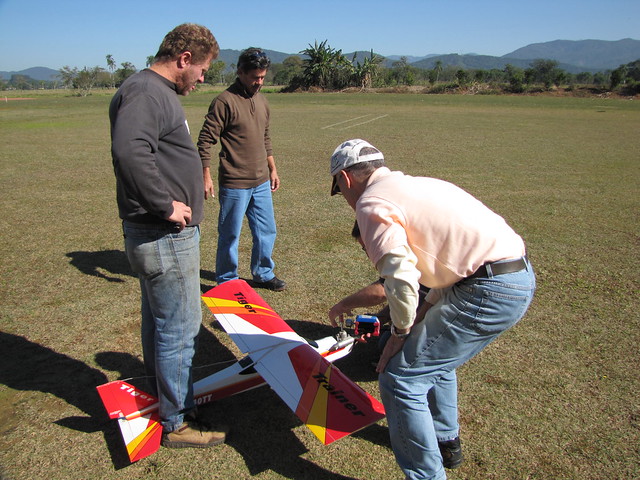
[110,69,204,226]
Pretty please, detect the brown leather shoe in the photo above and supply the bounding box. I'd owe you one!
[161,420,228,449]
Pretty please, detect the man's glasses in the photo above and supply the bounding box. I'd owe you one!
[331,175,341,196]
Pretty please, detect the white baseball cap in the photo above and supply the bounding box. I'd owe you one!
[330,139,384,195]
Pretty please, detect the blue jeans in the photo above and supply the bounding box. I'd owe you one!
[379,259,536,480]
[216,180,277,284]
[123,221,202,432]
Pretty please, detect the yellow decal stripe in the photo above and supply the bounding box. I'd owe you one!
[202,296,279,316]
[304,366,331,444]
[127,420,161,458]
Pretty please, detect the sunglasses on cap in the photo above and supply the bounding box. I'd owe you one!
[248,51,267,59]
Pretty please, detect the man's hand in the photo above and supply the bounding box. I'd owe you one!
[267,156,280,192]
[203,167,215,199]
[328,301,352,327]
[166,201,192,231]
[376,334,407,373]
[270,170,280,192]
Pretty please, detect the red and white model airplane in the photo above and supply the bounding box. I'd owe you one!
[97,279,386,463]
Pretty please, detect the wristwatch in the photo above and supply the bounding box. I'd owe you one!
[391,324,410,339]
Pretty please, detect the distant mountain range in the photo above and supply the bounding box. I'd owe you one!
[3,39,639,81]
[1,66,62,82]
[213,39,639,74]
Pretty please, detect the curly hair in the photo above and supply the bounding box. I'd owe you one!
[154,23,219,64]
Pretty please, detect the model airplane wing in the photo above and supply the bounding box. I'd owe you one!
[202,279,385,444]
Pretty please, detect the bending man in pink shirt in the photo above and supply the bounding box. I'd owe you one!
[329,139,536,480]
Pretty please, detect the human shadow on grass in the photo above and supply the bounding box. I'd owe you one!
[65,249,217,288]
[209,384,389,478]
[0,331,132,467]
[200,384,360,480]
[0,329,227,470]
[66,249,134,283]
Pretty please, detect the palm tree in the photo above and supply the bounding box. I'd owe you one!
[353,50,383,90]
[300,40,351,90]
[434,60,443,83]
[301,40,334,88]
[106,54,116,88]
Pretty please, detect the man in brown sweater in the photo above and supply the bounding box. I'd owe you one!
[197,48,285,291]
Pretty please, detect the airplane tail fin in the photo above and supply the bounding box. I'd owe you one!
[96,380,162,463]
[289,343,386,444]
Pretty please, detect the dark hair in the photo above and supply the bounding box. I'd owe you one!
[237,48,271,72]
[154,23,219,64]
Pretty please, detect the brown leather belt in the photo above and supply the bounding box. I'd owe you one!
[466,256,528,280]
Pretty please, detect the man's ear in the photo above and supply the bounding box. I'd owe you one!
[340,169,353,190]
[178,51,192,68]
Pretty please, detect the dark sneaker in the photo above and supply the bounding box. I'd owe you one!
[161,420,228,449]
[439,437,463,469]
[254,277,286,291]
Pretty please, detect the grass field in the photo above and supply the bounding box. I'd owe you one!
[1,87,639,480]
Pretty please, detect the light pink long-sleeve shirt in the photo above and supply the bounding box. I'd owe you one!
[356,167,525,329]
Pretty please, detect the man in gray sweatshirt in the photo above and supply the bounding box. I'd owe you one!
[110,23,228,449]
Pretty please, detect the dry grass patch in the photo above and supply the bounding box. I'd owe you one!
[1,90,638,479]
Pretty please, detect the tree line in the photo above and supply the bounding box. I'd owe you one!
[2,41,639,96]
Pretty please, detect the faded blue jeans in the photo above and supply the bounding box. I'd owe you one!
[123,221,202,432]
[216,180,277,284]
[379,258,536,480]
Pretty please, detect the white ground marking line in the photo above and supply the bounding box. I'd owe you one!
[321,115,373,129]
[340,114,389,130]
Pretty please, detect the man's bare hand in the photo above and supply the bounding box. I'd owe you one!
[204,167,215,199]
[267,156,280,192]
[376,335,406,373]
[270,171,280,192]
[328,301,352,327]
[166,201,192,231]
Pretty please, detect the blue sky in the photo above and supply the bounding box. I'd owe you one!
[1,0,638,72]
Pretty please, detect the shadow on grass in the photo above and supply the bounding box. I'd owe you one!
[201,385,359,479]
[65,248,218,288]
[0,331,131,466]
[66,249,133,283]
[0,329,234,471]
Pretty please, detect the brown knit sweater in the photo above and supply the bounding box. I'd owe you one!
[197,79,274,189]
